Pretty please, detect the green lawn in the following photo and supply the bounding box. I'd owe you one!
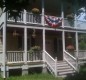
[0,74,63,80]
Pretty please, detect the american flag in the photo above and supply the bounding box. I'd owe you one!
[45,15,62,28]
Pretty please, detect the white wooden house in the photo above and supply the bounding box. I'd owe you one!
[0,0,86,78]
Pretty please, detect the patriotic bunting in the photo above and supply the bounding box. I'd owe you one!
[45,15,62,28]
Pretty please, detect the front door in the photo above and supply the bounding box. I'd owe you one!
[54,38,63,60]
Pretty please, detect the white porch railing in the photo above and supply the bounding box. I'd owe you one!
[44,51,57,77]
[6,51,43,63]
[74,50,86,64]
[7,12,24,23]
[27,51,42,61]
[7,51,24,63]
[0,12,4,28]
[7,12,42,25]
[64,50,77,71]
[0,51,3,63]
[76,20,86,30]
[5,11,86,30]
[26,13,41,24]
[74,50,86,59]
[64,18,74,28]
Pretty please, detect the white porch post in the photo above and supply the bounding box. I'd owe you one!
[24,27,27,63]
[61,0,64,28]
[41,0,45,26]
[62,31,65,60]
[23,9,27,24]
[22,27,28,75]
[43,28,45,60]
[42,28,46,73]
[75,32,79,72]
[2,11,7,78]
[74,0,77,29]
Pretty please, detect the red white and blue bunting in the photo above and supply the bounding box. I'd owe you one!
[45,15,62,28]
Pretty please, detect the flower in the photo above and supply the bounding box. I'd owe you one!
[66,45,74,50]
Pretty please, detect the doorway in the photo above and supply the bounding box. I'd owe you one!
[54,38,63,60]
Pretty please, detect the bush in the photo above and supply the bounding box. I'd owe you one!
[64,63,86,80]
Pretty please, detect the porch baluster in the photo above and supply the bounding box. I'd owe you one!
[55,57,57,77]
[23,9,26,24]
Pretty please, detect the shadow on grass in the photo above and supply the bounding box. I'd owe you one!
[64,64,86,80]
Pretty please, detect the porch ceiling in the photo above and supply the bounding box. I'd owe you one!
[46,30,62,36]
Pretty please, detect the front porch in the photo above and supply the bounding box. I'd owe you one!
[0,27,86,77]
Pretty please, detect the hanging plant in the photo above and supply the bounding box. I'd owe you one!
[32,8,40,14]
[66,13,74,19]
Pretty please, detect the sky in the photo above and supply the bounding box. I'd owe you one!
[76,7,86,21]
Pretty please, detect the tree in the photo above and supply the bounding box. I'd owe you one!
[0,0,36,19]
[0,0,86,18]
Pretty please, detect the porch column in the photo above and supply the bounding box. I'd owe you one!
[61,0,64,28]
[2,11,7,78]
[42,28,47,73]
[22,27,28,75]
[75,32,79,72]
[43,28,45,60]
[41,0,45,26]
[74,0,78,28]
[62,31,65,60]
[24,27,27,64]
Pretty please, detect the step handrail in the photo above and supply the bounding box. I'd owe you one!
[44,51,57,77]
[44,51,55,61]
[64,50,77,71]
[64,50,76,60]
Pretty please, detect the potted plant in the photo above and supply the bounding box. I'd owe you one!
[66,44,74,51]
[66,44,75,56]
[28,46,41,60]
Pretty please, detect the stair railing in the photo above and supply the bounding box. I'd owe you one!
[0,12,4,29]
[44,51,57,77]
[64,50,77,71]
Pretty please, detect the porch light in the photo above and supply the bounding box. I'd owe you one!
[13,30,19,36]
[32,29,36,38]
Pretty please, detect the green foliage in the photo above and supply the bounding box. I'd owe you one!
[5,73,63,80]
[79,40,86,50]
[64,63,86,80]
[79,34,86,50]
[28,46,41,54]
[79,63,86,72]
[0,0,35,20]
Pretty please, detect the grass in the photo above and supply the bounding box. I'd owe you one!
[0,73,63,80]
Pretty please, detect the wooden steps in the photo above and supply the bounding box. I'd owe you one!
[57,61,75,77]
